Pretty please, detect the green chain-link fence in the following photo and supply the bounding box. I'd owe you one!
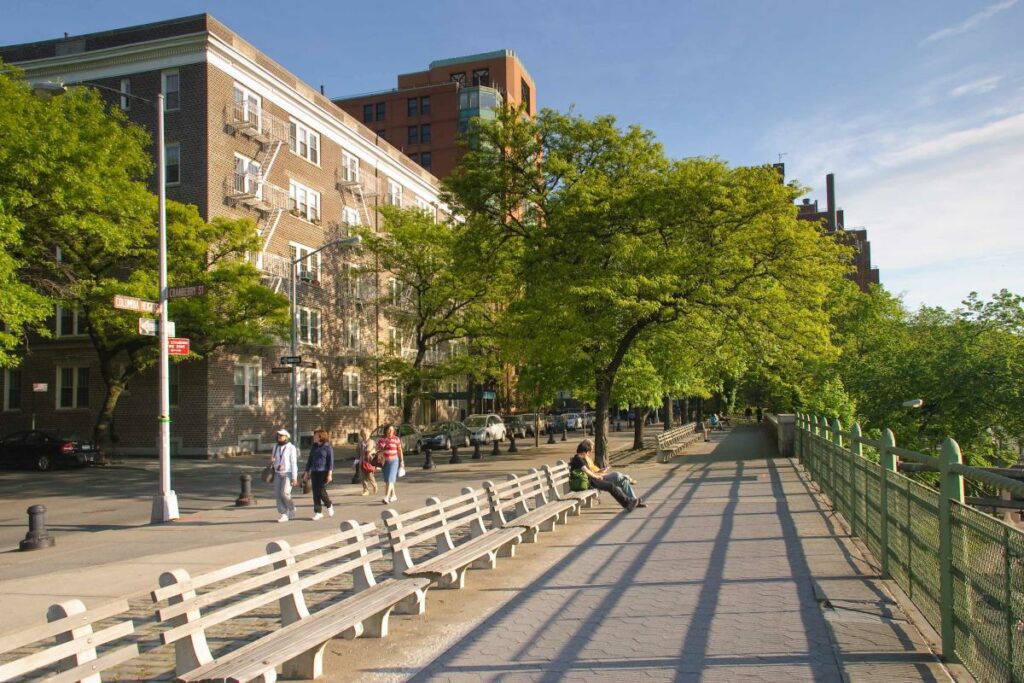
[795,413,1024,682]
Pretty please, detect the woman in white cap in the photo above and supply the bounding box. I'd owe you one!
[270,428,298,522]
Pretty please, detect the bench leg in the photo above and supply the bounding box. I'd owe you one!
[438,567,469,589]
[557,508,570,525]
[522,526,540,543]
[282,641,326,680]
[497,539,517,558]
[393,587,426,615]
[362,606,394,638]
[539,517,557,532]
[471,550,498,570]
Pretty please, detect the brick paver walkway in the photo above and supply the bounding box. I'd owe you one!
[409,426,951,682]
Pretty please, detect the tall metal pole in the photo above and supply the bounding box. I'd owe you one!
[151,93,179,523]
[291,266,298,441]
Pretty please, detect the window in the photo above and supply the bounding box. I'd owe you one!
[342,371,360,407]
[297,368,320,407]
[233,154,261,196]
[298,307,321,345]
[420,151,432,171]
[420,96,431,114]
[119,78,131,111]
[386,379,403,408]
[459,89,478,111]
[420,124,431,143]
[389,328,404,355]
[288,181,321,222]
[447,381,461,409]
[414,196,431,213]
[362,104,373,123]
[290,243,322,282]
[386,180,402,207]
[450,72,466,85]
[288,119,320,164]
[472,68,490,87]
[345,319,360,349]
[407,125,418,145]
[233,84,261,126]
[341,263,362,299]
[376,129,387,140]
[408,152,418,164]
[162,70,180,111]
[169,364,179,407]
[342,207,360,227]
[407,97,418,117]
[342,152,360,183]
[3,369,21,411]
[234,363,261,407]
[57,366,89,409]
[389,278,401,306]
[165,143,180,185]
[56,305,84,337]
[375,102,386,121]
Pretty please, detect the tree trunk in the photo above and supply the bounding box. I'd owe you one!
[93,355,136,463]
[594,373,612,468]
[633,407,648,450]
[662,394,673,431]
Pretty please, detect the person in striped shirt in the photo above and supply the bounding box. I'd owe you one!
[376,424,405,504]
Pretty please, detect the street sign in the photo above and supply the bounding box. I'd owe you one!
[113,294,159,314]
[167,338,190,355]
[298,360,317,369]
[138,318,175,337]
[32,383,48,392]
[482,391,496,400]
[280,356,303,365]
[271,366,294,374]
[168,285,206,299]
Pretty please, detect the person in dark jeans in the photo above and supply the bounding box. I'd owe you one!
[305,428,334,520]
[569,439,643,511]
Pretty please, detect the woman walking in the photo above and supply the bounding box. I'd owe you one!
[305,428,334,520]
[376,424,405,504]
[270,428,297,522]
[357,427,379,496]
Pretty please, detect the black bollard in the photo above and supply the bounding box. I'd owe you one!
[492,438,501,456]
[472,440,482,459]
[547,428,556,444]
[235,474,255,506]
[423,447,435,470]
[449,443,462,464]
[20,504,55,551]
[561,426,567,442]
[508,433,518,453]
[615,420,622,432]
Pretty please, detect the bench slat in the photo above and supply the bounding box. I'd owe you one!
[0,620,133,681]
[404,528,522,578]
[0,598,129,653]
[42,643,140,683]
[501,501,576,530]
[180,578,428,682]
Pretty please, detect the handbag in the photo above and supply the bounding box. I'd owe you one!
[398,466,406,478]
[260,464,275,484]
[361,458,377,473]
[300,473,311,494]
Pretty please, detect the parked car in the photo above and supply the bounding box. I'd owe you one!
[562,413,583,431]
[546,414,566,433]
[0,430,96,471]
[420,421,471,450]
[582,412,595,428]
[464,413,507,444]
[371,423,423,454]
[519,413,546,436]
[502,415,528,439]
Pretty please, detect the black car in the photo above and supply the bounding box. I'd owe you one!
[502,415,528,439]
[420,421,471,450]
[0,430,96,471]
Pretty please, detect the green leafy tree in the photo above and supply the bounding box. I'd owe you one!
[446,107,849,465]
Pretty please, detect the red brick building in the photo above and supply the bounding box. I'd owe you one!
[332,50,537,179]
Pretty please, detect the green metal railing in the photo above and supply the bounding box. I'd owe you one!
[796,413,1024,682]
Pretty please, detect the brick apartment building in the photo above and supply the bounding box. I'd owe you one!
[332,50,536,179]
[775,166,880,292]
[0,14,469,456]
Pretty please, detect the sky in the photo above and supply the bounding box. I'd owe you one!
[2,0,1021,311]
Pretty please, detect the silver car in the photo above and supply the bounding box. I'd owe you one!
[464,414,507,444]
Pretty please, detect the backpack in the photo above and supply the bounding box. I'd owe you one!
[569,468,590,491]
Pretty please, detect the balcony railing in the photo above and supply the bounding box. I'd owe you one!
[225,103,289,146]
[226,174,290,214]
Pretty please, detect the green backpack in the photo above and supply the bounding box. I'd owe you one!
[569,468,590,491]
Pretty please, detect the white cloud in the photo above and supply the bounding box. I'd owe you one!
[875,111,1024,167]
[949,75,1002,98]
[920,0,1019,46]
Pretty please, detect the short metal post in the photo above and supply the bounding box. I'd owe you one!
[20,504,55,551]
[449,443,462,464]
[423,447,435,470]
[615,420,621,432]
[492,438,501,456]
[508,434,518,453]
[547,428,556,445]
[879,429,896,578]
[235,473,255,506]
[938,437,965,663]
[561,426,567,442]
[472,440,482,459]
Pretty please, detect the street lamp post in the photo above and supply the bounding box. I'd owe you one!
[32,80,178,523]
[289,236,361,440]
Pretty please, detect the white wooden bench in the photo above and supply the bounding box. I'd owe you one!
[0,598,138,682]
[382,486,523,590]
[483,470,579,543]
[542,460,601,511]
[656,422,701,462]
[151,520,428,682]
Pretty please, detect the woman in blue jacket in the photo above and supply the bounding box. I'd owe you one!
[305,428,334,520]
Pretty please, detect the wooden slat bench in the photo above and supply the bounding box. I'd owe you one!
[151,520,428,682]
[382,486,523,590]
[0,598,138,683]
[483,470,578,543]
[543,460,601,511]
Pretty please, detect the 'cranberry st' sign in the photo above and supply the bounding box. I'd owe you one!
[167,338,190,355]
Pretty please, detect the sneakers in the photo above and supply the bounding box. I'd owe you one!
[312,512,323,521]
[382,497,389,505]
[361,491,370,496]
[625,498,638,512]
[636,498,648,508]
[327,506,334,517]
[277,514,289,523]
[287,510,296,520]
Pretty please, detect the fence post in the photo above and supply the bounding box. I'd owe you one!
[832,418,845,516]
[850,423,862,538]
[879,428,895,579]
[938,437,965,663]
